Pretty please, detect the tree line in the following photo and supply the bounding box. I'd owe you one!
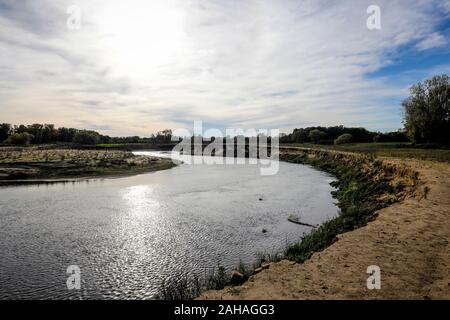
[0,124,173,146]
[279,126,409,145]
[0,122,410,147]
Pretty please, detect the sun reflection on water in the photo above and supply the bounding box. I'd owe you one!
[122,185,160,217]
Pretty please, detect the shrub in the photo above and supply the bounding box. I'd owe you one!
[73,130,100,145]
[334,133,353,145]
[206,265,229,290]
[5,132,34,145]
[373,131,409,143]
[0,123,11,142]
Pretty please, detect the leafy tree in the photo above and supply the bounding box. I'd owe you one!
[72,130,100,145]
[334,133,353,145]
[5,132,34,145]
[156,129,172,143]
[0,123,11,142]
[402,74,449,144]
[292,128,308,143]
[57,127,78,143]
[286,126,374,144]
[309,129,326,144]
[41,124,56,143]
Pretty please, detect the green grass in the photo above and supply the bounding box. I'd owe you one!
[282,142,450,162]
[156,265,231,300]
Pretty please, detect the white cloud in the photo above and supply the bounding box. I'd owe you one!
[0,0,448,135]
[416,32,447,51]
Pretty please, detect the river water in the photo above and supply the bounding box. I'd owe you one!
[0,152,337,299]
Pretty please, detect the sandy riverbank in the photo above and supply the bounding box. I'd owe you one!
[199,158,450,300]
[0,149,176,183]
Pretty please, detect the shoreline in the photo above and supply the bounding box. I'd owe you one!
[0,164,176,186]
[0,149,177,185]
[198,148,450,300]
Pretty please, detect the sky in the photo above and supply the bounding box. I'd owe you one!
[0,0,449,137]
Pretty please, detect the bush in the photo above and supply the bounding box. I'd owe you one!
[309,129,326,144]
[157,274,201,300]
[73,130,100,145]
[334,133,353,145]
[0,123,11,142]
[373,131,410,143]
[5,132,34,145]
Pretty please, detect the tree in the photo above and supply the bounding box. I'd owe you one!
[0,123,11,142]
[309,129,326,144]
[156,129,172,143]
[5,132,34,145]
[57,127,78,143]
[402,74,450,144]
[72,130,100,145]
[334,133,353,145]
[292,128,308,143]
[41,124,56,143]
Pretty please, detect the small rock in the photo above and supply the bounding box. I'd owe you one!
[261,263,270,270]
[230,271,244,285]
[253,267,263,275]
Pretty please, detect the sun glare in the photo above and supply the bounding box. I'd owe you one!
[97,1,186,78]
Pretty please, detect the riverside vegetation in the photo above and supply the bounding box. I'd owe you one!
[279,147,421,263]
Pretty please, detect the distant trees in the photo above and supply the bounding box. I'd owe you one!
[373,131,409,143]
[0,124,103,145]
[72,130,101,145]
[0,123,11,142]
[156,129,172,143]
[14,124,56,144]
[57,127,78,143]
[5,132,34,145]
[309,129,326,144]
[0,123,178,146]
[403,74,449,144]
[283,126,376,144]
[292,128,308,143]
[334,133,353,145]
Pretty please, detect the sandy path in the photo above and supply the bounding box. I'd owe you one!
[200,159,450,300]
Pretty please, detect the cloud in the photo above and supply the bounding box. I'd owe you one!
[416,32,447,51]
[0,0,449,135]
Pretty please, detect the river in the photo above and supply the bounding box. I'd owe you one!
[0,151,337,299]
